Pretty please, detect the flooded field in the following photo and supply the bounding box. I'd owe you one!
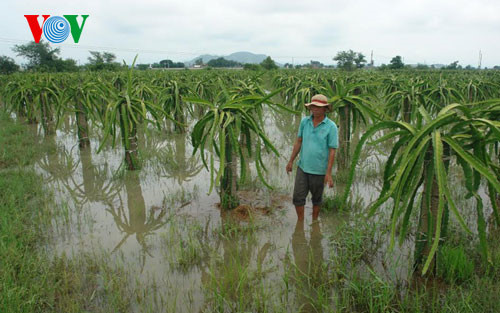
[2,68,500,313]
[22,106,469,312]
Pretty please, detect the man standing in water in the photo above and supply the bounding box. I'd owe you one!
[286,94,338,221]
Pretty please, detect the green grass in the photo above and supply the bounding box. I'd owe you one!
[438,245,474,283]
[321,193,343,212]
[0,112,135,312]
[317,214,500,313]
[202,238,277,312]
[0,169,53,312]
[0,113,49,169]
[0,111,56,312]
[161,219,206,272]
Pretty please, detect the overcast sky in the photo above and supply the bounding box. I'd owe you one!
[2,0,500,67]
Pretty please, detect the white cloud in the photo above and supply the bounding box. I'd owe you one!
[1,0,500,66]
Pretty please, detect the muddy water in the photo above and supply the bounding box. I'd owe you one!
[37,110,429,312]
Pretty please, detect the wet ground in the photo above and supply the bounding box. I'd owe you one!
[30,108,489,312]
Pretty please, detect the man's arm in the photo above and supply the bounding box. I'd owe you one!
[324,148,336,188]
[286,137,302,173]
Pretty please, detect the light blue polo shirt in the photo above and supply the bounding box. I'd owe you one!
[297,115,338,175]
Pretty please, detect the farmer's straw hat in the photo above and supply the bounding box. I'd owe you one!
[305,94,331,112]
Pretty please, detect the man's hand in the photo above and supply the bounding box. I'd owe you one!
[324,174,333,188]
[287,138,302,175]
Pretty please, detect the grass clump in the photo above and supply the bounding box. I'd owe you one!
[321,193,343,212]
[162,219,206,272]
[437,245,474,283]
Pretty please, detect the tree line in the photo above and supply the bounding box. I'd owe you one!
[0,41,282,74]
[0,41,189,74]
[2,42,499,74]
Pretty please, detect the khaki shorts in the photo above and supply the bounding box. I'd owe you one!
[292,166,325,206]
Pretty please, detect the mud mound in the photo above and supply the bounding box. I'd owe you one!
[230,204,253,221]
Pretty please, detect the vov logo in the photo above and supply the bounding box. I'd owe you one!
[24,15,89,44]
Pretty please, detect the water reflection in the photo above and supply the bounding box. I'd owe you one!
[107,172,171,270]
[38,141,122,207]
[269,109,298,146]
[200,213,272,311]
[37,136,78,184]
[78,146,121,205]
[291,220,326,313]
[158,132,203,184]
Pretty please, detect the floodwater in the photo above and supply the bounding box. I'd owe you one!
[31,108,490,312]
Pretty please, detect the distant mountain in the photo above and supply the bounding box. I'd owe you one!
[225,52,268,64]
[186,54,219,65]
[185,51,268,66]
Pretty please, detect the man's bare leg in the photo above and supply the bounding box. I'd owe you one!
[312,205,320,220]
[295,205,305,220]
